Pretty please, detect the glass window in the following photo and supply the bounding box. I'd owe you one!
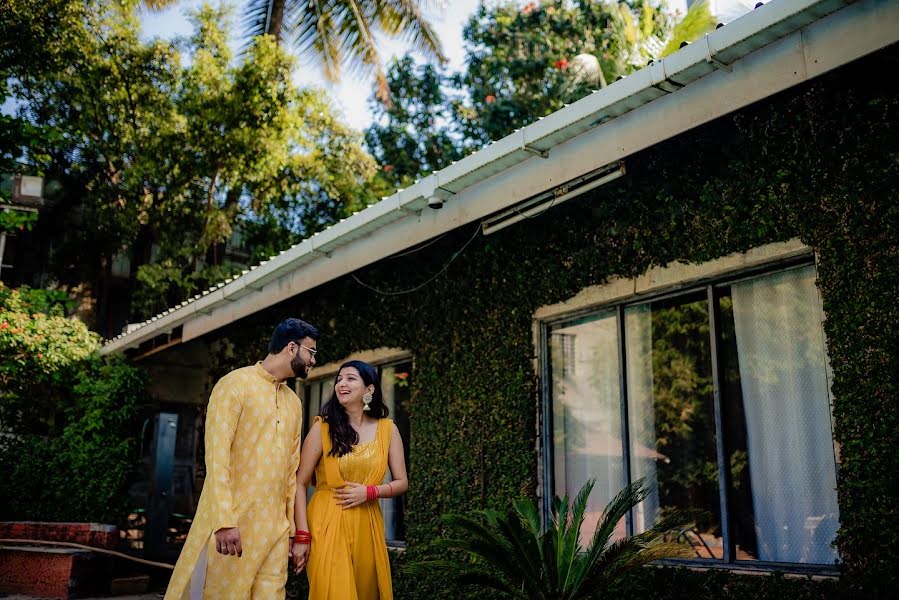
[550,311,626,544]
[302,358,412,545]
[625,293,722,559]
[546,262,839,567]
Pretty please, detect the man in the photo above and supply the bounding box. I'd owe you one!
[165,318,319,599]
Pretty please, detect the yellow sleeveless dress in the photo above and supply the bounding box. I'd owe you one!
[307,416,393,600]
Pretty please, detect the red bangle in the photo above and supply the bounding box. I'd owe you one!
[386,481,394,497]
[366,485,378,502]
[294,530,312,544]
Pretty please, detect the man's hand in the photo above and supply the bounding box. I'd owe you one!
[214,527,242,557]
[290,542,310,573]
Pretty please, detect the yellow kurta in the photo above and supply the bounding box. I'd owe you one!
[165,363,303,600]
[307,417,394,600]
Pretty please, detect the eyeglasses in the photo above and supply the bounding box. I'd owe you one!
[297,343,317,357]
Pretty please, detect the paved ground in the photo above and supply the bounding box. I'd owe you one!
[0,594,162,600]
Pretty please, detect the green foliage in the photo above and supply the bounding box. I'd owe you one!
[365,55,466,189]
[131,258,244,321]
[365,2,713,166]
[409,478,692,599]
[456,0,678,143]
[205,53,898,598]
[607,567,840,599]
[0,282,145,522]
[3,0,379,323]
[658,1,716,58]
[0,210,39,233]
[0,283,101,431]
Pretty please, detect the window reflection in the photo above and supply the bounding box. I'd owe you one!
[626,294,722,559]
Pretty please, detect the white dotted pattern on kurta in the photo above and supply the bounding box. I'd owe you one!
[164,363,303,600]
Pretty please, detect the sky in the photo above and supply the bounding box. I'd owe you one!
[139,0,699,132]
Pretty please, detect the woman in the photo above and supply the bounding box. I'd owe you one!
[291,360,408,599]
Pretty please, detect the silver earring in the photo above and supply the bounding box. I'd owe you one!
[362,392,373,411]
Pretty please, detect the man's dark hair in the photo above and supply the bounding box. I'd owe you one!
[268,318,320,354]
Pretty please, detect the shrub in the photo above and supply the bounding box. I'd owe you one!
[0,283,145,522]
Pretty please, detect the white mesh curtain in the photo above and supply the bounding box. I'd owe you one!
[731,265,839,564]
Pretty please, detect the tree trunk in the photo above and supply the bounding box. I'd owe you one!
[267,0,287,43]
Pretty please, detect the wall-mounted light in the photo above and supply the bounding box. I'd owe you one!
[481,161,625,235]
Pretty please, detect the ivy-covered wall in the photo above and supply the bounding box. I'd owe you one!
[174,47,898,598]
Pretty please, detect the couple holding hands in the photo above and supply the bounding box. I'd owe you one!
[165,318,408,599]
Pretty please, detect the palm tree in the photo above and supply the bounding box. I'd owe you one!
[238,1,451,100]
[408,478,694,599]
[140,1,445,100]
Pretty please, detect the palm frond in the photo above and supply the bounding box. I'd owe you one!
[556,479,594,590]
[377,0,446,63]
[659,0,716,58]
[588,478,649,555]
[513,497,542,538]
[140,0,179,12]
[494,508,546,596]
[437,511,539,595]
[242,0,275,50]
[294,0,342,81]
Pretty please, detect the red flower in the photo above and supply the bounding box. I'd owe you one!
[0,323,9,330]
[554,59,569,70]
[383,164,395,172]
[485,94,496,104]
[522,2,538,16]
[395,372,409,380]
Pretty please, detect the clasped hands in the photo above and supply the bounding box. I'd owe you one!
[220,482,372,572]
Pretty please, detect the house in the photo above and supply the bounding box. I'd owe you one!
[102,0,899,596]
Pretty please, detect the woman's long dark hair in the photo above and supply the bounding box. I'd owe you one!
[321,360,389,457]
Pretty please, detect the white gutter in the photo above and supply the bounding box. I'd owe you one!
[102,0,898,355]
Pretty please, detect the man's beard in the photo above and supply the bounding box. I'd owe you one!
[290,354,310,379]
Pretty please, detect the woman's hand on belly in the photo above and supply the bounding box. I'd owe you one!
[333,482,369,509]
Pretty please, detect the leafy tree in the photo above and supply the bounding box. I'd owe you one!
[0,0,90,171]
[456,0,713,144]
[4,1,377,325]
[364,2,714,177]
[365,55,466,189]
[408,478,692,599]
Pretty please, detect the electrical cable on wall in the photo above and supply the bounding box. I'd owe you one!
[351,223,481,296]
